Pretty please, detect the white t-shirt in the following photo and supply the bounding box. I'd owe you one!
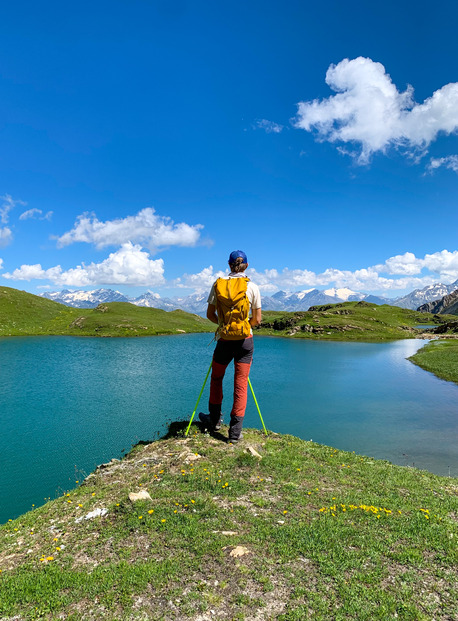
[207,273,262,310]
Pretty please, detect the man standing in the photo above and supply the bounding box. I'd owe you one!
[199,250,262,442]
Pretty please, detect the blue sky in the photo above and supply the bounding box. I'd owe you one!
[1,0,458,299]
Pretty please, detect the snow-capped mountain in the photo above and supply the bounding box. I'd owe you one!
[40,286,394,314]
[417,288,458,315]
[261,288,390,311]
[41,288,130,308]
[269,289,344,310]
[43,282,458,314]
[130,292,178,311]
[173,293,208,315]
[394,280,458,310]
[323,287,364,301]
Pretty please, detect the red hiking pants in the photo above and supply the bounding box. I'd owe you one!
[209,336,253,418]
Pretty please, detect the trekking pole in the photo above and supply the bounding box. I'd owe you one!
[248,377,268,436]
[185,360,213,436]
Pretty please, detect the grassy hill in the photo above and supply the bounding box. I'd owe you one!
[0,427,456,620]
[0,286,74,334]
[255,301,451,341]
[2,287,454,340]
[63,302,213,337]
[0,287,213,337]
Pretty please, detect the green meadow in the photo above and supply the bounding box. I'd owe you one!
[0,287,213,337]
[0,428,457,620]
[1,286,449,340]
[255,301,448,341]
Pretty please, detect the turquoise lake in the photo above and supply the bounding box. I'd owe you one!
[1,334,457,524]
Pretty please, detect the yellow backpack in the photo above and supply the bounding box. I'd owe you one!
[214,277,251,340]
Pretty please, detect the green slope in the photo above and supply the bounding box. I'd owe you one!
[64,302,213,336]
[0,287,213,336]
[255,300,452,341]
[0,286,76,334]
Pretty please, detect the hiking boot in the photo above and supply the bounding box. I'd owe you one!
[199,412,222,432]
[227,433,244,444]
[228,415,244,442]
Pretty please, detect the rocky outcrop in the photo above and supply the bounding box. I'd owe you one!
[432,321,458,334]
[417,289,458,315]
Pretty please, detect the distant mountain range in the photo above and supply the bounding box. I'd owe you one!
[39,279,458,314]
[393,280,458,310]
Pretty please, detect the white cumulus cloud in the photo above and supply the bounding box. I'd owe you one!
[179,250,458,296]
[56,207,203,252]
[174,266,227,291]
[294,57,458,164]
[2,242,165,287]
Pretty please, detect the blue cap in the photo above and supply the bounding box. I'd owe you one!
[229,250,247,264]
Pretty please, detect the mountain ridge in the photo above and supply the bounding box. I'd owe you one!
[417,288,458,315]
[39,279,458,314]
[40,287,391,314]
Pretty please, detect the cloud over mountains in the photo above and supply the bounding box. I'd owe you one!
[4,247,458,293]
[174,250,458,295]
[3,243,165,287]
[56,208,203,252]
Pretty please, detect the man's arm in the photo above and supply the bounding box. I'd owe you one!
[250,308,262,327]
[206,303,219,325]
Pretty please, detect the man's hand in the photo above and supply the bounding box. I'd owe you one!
[206,303,219,325]
[249,308,262,327]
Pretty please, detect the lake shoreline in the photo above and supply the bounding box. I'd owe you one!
[1,334,457,525]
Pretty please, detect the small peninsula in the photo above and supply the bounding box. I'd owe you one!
[0,427,457,619]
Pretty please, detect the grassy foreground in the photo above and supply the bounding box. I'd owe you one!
[1,427,457,620]
[0,287,213,337]
[409,339,458,384]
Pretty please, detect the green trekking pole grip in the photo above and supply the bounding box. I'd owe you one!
[185,360,213,436]
[248,377,267,436]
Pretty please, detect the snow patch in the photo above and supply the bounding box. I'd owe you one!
[295,289,315,300]
[323,287,356,300]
